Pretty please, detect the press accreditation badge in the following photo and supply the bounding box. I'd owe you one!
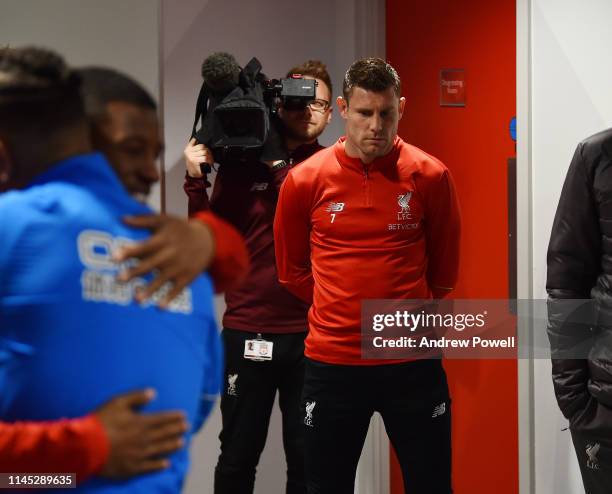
[244,338,273,361]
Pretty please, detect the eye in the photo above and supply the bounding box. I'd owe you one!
[120,141,146,156]
[308,99,329,111]
[123,146,144,156]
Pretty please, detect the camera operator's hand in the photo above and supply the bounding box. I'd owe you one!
[96,389,188,479]
[185,138,214,178]
[114,214,215,307]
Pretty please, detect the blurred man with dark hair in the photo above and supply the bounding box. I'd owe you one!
[0,59,249,483]
[78,66,249,300]
[184,59,333,494]
[0,46,223,492]
[79,67,160,201]
[275,57,461,493]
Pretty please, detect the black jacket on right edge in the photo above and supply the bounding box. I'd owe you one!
[547,128,612,436]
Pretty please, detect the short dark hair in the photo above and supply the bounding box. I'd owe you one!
[0,46,84,137]
[286,60,333,99]
[77,67,156,122]
[342,57,401,101]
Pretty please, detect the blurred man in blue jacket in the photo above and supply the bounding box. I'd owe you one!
[0,46,222,493]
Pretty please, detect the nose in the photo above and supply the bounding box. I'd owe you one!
[369,113,383,134]
[142,159,160,185]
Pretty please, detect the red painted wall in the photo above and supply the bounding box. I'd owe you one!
[386,1,517,492]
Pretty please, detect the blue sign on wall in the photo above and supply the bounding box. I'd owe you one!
[510,117,517,142]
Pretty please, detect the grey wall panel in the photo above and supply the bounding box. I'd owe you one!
[0,0,161,210]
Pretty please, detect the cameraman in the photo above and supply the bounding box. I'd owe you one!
[184,60,333,494]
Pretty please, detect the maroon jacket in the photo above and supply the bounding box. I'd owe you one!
[184,141,324,333]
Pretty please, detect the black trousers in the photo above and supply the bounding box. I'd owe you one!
[214,328,307,494]
[571,430,612,494]
[302,358,452,494]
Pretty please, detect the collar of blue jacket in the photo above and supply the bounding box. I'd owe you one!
[27,151,151,214]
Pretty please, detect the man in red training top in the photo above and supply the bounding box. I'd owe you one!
[274,58,461,494]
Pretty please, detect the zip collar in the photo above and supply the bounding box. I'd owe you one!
[334,136,401,173]
[27,152,150,215]
[30,152,123,189]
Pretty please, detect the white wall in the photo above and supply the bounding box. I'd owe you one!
[525,1,612,492]
[516,2,533,492]
[160,1,387,492]
[0,0,162,210]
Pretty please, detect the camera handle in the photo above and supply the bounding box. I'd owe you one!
[199,163,212,176]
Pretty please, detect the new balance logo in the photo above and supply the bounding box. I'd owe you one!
[432,402,446,418]
[305,401,316,427]
[326,202,345,212]
[251,182,269,191]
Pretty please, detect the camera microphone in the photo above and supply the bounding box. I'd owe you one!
[201,52,241,98]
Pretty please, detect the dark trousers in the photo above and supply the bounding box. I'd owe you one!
[302,358,452,494]
[571,430,612,494]
[214,328,307,494]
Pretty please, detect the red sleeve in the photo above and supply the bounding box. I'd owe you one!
[273,172,314,303]
[194,211,249,293]
[419,168,461,298]
[184,173,211,216]
[0,415,109,483]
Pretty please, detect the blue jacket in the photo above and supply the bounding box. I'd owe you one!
[0,153,222,493]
